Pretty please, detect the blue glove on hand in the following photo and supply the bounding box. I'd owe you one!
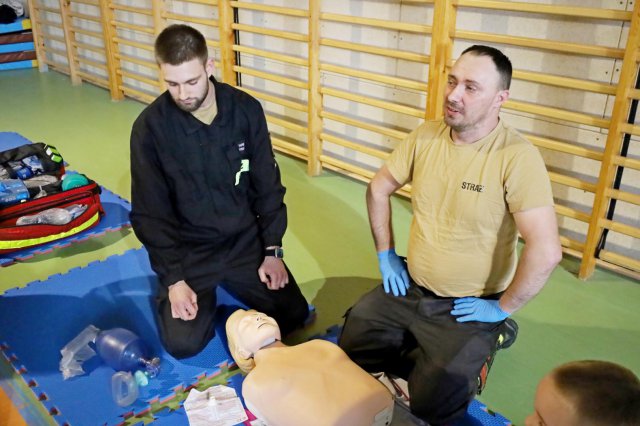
[377,249,410,297]
[450,297,509,323]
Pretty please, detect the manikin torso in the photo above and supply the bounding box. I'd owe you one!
[243,339,393,426]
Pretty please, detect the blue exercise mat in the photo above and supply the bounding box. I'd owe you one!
[0,132,132,266]
[0,132,34,150]
[0,248,512,426]
[0,248,250,425]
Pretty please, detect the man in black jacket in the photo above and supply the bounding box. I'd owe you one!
[130,24,308,358]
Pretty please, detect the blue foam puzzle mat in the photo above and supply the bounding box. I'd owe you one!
[0,131,32,150]
[0,248,252,426]
[0,132,132,266]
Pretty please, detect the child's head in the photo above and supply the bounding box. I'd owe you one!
[526,360,640,426]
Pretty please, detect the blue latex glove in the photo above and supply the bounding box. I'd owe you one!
[377,249,410,297]
[450,297,510,323]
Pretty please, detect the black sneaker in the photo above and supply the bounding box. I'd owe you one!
[476,318,519,395]
[497,318,519,350]
[477,354,494,395]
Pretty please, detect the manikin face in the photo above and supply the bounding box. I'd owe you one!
[160,57,214,112]
[236,310,281,358]
[525,374,581,426]
[443,53,509,139]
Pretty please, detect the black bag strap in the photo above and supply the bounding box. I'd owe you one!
[0,142,64,174]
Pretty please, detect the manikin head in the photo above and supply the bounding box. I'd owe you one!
[226,309,281,373]
[154,24,215,113]
[525,360,640,426]
[443,45,511,143]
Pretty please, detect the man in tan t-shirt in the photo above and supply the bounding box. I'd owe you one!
[339,45,562,425]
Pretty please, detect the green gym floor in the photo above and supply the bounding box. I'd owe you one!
[0,68,639,425]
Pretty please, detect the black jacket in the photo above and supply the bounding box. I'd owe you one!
[130,77,287,288]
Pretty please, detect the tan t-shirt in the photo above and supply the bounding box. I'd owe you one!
[191,98,218,125]
[386,119,554,297]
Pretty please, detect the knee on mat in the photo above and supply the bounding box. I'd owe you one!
[277,301,309,335]
[337,304,371,342]
[336,325,359,354]
[162,334,210,359]
[409,375,474,425]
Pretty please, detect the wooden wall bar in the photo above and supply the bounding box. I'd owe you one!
[26,0,640,280]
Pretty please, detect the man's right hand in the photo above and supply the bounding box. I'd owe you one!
[377,248,410,296]
[168,280,198,321]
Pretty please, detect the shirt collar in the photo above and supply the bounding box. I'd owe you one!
[176,76,232,135]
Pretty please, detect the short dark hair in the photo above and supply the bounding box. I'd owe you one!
[461,45,512,90]
[552,360,640,426]
[155,24,208,66]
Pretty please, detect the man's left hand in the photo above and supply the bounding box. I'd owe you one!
[258,257,289,290]
[450,297,510,323]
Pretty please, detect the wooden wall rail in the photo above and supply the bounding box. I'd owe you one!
[27,0,640,280]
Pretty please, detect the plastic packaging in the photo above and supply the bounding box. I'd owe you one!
[16,204,88,226]
[21,155,44,175]
[66,204,88,219]
[0,179,29,206]
[111,371,139,407]
[59,324,100,380]
[23,174,59,188]
[95,328,161,378]
[22,174,60,199]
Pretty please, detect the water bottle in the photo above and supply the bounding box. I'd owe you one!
[94,328,161,378]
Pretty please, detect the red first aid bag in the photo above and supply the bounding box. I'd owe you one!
[0,143,104,254]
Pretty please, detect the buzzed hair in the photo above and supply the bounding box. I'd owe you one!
[155,24,208,66]
[552,360,640,426]
[461,45,512,90]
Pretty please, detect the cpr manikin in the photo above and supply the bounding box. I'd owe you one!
[226,309,394,426]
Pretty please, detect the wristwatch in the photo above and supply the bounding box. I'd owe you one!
[264,247,284,258]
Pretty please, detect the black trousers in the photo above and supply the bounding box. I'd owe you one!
[155,258,309,359]
[339,284,504,426]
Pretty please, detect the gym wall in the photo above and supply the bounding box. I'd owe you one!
[25,0,640,280]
